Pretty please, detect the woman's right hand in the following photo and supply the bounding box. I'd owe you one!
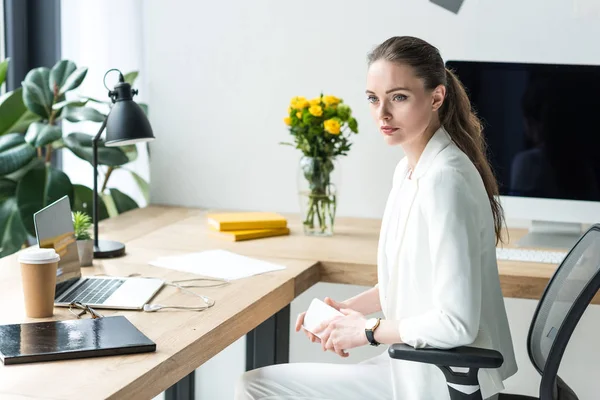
[295,297,347,343]
[295,311,320,343]
[323,297,345,311]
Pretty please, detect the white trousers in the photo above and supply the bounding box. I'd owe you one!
[234,352,500,400]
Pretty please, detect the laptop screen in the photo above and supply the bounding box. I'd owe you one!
[33,196,82,296]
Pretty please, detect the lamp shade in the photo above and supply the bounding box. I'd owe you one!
[105,81,155,147]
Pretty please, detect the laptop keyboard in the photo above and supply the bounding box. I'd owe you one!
[61,278,125,305]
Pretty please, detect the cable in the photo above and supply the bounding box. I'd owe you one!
[93,273,230,312]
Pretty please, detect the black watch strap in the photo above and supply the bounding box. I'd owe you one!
[366,329,380,347]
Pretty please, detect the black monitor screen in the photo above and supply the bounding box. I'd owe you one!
[445,60,600,202]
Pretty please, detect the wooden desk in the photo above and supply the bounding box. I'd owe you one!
[123,206,566,303]
[0,205,576,399]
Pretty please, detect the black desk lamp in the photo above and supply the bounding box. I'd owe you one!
[92,69,155,258]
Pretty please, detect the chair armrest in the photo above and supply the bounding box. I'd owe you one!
[388,343,504,369]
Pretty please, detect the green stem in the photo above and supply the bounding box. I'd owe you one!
[315,195,323,231]
[304,195,315,228]
[44,144,52,163]
[101,166,115,193]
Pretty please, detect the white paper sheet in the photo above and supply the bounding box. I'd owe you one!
[148,249,286,280]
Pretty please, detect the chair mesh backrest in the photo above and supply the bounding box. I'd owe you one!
[529,226,600,372]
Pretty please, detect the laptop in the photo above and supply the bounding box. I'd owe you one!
[33,196,164,310]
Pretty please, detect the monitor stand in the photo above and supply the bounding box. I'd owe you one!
[517,220,584,250]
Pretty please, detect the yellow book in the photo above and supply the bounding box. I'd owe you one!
[210,227,290,242]
[207,211,287,231]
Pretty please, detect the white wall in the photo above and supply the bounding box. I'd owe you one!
[111,0,600,398]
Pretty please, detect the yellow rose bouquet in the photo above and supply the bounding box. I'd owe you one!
[281,94,359,236]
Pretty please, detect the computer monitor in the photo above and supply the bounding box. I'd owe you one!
[446,60,600,249]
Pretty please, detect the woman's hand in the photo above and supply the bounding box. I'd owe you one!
[323,297,345,311]
[295,311,321,343]
[295,297,347,343]
[314,308,369,358]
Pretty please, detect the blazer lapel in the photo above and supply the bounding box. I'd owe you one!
[391,126,452,265]
[385,126,453,314]
[411,126,452,180]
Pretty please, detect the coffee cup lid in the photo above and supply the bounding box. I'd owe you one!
[18,248,60,264]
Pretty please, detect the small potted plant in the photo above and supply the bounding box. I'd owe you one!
[73,211,94,266]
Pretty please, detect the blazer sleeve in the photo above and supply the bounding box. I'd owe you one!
[398,168,482,349]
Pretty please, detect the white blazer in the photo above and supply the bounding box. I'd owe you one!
[377,126,518,399]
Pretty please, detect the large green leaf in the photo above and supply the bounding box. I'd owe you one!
[108,188,138,215]
[52,61,88,97]
[0,88,32,136]
[122,144,138,162]
[80,95,110,106]
[25,122,62,148]
[0,133,36,176]
[0,58,9,87]
[0,197,28,257]
[0,179,17,201]
[4,110,41,135]
[49,60,76,94]
[52,99,88,111]
[102,193,118,218]
[64,132,130,166]
[51,138,65,151]
[129,170,150,203]
[63,106,106,123]
[4,157,43,182]
[123,71,139,85]
[16,163,74,236]
[73,184,109,221]
[22,67,53,118]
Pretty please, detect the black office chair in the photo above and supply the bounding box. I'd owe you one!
[388,224,600,400]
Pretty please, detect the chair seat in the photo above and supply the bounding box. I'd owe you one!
[499,394,538,400]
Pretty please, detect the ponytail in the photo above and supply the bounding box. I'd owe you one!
[442,68,506,244]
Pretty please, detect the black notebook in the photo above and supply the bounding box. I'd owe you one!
[0,316,156,365]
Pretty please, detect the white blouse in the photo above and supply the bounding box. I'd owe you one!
[377,126,518,399]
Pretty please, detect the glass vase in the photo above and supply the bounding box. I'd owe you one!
[297,156,339,236]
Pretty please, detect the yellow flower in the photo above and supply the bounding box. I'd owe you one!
[287,107,292,114]
[309,97,322,106]
[296,111,303,119]
[322,95,341,107]
[284,116,291,126]
[324,119,341,134]
[291,96,309,109]
[309,105,323,117]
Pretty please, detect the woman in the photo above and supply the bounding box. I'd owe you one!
[235,36,518,400]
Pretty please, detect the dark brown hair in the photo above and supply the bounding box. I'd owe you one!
[368,36,505,244]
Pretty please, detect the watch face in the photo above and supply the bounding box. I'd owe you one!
[365,318,378,330]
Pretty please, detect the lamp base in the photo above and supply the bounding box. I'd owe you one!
[94,240,126,258]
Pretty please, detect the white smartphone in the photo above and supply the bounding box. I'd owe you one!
[302,298,344,339]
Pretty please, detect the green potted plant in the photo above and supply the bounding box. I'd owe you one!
[0,58,150,258]
[73,211,93,266]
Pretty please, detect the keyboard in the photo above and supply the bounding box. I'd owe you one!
[496,248,567,264]
[61,278,125,304]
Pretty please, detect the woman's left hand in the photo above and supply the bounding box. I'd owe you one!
[314,308,369,357]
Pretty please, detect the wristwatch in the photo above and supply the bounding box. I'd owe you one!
[365,318,381,346]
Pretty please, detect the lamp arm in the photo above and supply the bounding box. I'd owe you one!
[92,116,108,247]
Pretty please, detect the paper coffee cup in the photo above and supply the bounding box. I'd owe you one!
[18,248,60,318]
